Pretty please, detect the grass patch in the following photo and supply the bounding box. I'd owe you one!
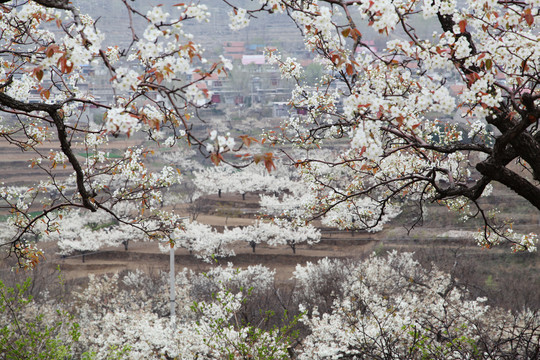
[0,210,45,222]
[78,152,123,159]
[86,219,119,231]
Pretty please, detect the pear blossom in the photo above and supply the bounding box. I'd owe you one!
[228,8,250,30]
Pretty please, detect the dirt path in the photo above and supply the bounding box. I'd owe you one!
[54,238,379,282]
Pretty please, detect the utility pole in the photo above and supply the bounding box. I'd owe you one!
[169,217,188,331]
[170,243,176,331]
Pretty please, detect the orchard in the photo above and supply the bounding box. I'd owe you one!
[0,0,539,358]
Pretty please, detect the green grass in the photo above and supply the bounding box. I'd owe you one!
[0,210,53,222]
[77,152,123,159]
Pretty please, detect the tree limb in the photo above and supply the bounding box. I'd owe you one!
[476,160,540,211]
[0,92,96,211]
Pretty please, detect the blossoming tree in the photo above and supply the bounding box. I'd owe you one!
[1,0,540,270]
[296,252,540,359]
[4,252,537,359]
[42,206,145,261]
[225,0,540,251]
[0,0,266,267]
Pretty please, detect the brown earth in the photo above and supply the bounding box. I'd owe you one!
[55,239,378,283]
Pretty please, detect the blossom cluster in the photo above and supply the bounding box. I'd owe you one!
[8,251,537,359]
[254,0,540,251]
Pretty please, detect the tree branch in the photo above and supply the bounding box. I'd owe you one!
[476,160,540,211]
[0,92,96,211]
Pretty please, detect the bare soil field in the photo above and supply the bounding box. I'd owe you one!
[56,237,379,282]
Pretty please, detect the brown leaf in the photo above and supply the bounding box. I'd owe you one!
[459,19,467,33]
[346,63,354,76]
[41,89,50,100]
[523,9,534,26]
[210,152,223,166]
[263,153,275,172]
[35,68,44,81]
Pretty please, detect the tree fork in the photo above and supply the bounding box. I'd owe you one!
[0,91,96,211]
[476,160,540,211]
[49,110,96,211]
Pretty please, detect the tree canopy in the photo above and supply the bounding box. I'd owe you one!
[0,0,539,267]
[229,0,540,251]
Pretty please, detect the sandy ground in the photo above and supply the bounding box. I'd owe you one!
[50,235,379,283]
